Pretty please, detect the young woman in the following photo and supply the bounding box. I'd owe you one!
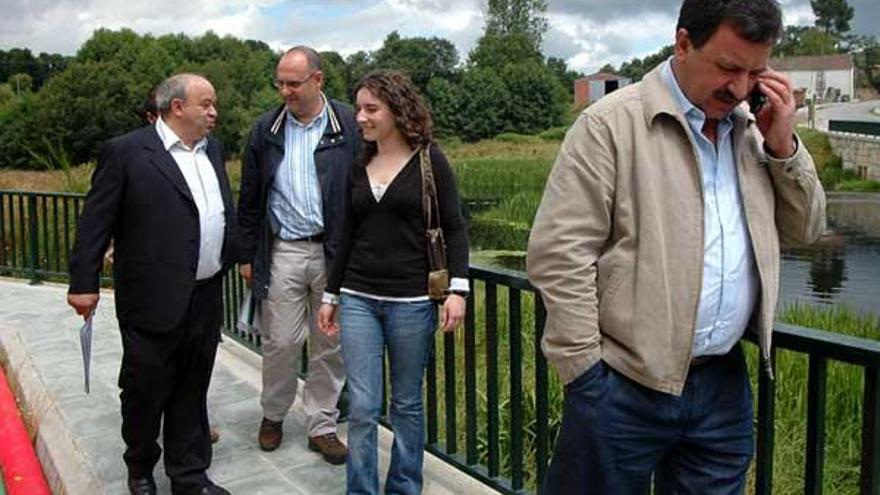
[317,70,469,494]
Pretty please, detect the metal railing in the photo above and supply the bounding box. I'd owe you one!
[2,189,878,494]
[829,120,880,137]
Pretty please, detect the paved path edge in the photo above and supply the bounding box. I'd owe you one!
[0,323,103,495]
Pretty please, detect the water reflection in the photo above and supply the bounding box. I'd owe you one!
[472,193,880,317]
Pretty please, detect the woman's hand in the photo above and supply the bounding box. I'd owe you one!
[317,303,339,337]
[440,294,466,332]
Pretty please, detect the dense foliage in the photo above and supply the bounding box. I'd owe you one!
[0,0,575,169]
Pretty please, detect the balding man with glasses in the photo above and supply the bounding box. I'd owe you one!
[236,46,359,463]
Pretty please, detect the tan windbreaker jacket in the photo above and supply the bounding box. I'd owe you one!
[527,65,826,395]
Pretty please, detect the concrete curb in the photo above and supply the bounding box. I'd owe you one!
[0,325,102,495]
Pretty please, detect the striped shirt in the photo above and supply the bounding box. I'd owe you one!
[269,99,328,240]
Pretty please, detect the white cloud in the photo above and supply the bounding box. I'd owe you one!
[1,0,875,76]
[0,0,276,54]
[545,10,674,73]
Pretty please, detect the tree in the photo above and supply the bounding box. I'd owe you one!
[618,45,673,82]
[344,51,373,97]
[426,78,463,137]
[320,51,350,102]
[547,56,580,95]
[457,69,511,141]
[468,0,548,69]
[37,60,140,165]
[0,84,13,109]
[0,93,46,168]
[500,62,567,135]
[484,0,548,49]
[469,32,543,69]
[775,26,838,56]
[7,73,33,95]
[0,29,286,167]
[811,0,854,35]
[372,32,460,93]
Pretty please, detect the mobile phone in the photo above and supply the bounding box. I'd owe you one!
[748,87,766,114]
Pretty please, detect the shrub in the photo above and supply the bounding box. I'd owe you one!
[538,126,567,141]
[494,132,540,143]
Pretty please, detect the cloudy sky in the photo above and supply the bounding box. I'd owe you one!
[1,0,878,74]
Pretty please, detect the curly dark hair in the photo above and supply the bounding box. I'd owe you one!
[354,70,433,166]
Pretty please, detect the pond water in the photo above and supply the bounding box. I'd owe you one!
[472,192,880,317]
[780,192,880,316]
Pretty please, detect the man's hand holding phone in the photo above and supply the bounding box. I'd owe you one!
[752,68,797,159]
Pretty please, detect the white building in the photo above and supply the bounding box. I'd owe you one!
[770,54,855,102]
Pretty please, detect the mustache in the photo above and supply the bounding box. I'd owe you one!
[712,89,742,105]
[713,89,739,104]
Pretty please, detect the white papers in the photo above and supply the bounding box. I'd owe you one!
[79,307,95,394]
[236,289,263,335]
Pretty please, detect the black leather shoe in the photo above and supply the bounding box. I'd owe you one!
[128,475,157,495]
[172,482,231,495]
[195,485,230,495]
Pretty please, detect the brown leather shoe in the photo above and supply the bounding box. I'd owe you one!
[210,426,220,444]
[308,432,347,465]
[258,418,283,451]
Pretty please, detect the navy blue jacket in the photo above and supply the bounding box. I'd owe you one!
[236,100,360,300]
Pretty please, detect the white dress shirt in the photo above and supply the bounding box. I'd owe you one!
[156,118,226,280]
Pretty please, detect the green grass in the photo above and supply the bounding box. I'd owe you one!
[799,127,838,173]
[799,127,880,192]
[758,304,879,494]
[429,291,879,492]
[835,179,880,192]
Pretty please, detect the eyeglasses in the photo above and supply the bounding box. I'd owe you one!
[273,72,317,90]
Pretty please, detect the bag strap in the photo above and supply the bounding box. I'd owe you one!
[419,144,441,230]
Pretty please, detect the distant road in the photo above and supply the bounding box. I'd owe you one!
[811,100,880,131]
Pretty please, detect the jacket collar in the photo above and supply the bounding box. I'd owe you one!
[641,61,755,129]
[269,93,342,136]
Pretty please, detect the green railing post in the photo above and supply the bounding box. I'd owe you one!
[534,298,549,490]
[756,347,776,495]
[508,288,524,490]
[27,194,40,284]
[805,356,828,495]
[862,367,879,495]
[464,277,478,466]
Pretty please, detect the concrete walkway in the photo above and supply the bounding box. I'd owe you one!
[0,278,495,495]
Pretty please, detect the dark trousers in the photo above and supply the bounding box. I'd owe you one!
[118,276,223,489]
[542,344,754,495]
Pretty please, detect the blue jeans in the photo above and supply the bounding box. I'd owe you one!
[542,344,754,495]
[339,294,437,495]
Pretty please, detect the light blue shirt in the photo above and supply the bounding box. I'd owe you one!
[269,100,328,240]
[660,60,759,357]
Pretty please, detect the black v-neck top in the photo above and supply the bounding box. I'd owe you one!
[326,145,469,297]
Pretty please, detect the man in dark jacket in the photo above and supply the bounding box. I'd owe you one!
[236,46,358,463]
[68,74,235,495]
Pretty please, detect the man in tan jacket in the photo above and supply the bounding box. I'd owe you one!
[527,0,826,493]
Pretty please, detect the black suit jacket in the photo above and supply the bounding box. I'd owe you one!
[69,125,239,333]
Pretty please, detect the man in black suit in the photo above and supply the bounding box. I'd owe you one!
[68,73,234,495]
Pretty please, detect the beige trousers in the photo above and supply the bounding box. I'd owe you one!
[260,239,346,436]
